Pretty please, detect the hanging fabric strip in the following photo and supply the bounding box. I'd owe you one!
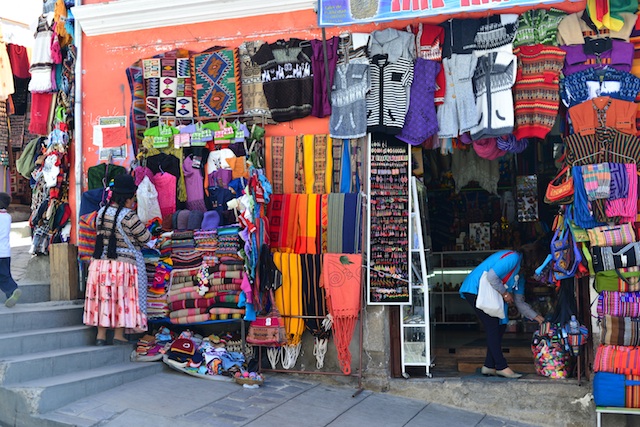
[294,135,305,194]
[283,135,297,195]
[325,136,333,194]
[313,134,328,194]
[303,134,315,194]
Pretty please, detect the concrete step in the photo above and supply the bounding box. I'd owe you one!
[0,345,133,386]
[7,362,164,414]
[0,325,94,358]
[0,302,84,334]
[457,358,536,374]
[0,282,52,305]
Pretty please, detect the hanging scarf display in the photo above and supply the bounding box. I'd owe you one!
[301,254,331,369]
[321,253,362,375]
[273,252,305,369]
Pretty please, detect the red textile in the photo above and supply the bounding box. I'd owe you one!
[7,44,30,78]
[28,92,53,135]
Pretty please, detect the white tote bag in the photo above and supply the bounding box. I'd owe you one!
[475,271,505,318]
[136,176,162,225]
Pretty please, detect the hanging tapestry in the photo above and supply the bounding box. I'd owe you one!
[191,47,242,118]
[142,51,193,119]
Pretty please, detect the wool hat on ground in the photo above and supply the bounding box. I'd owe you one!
[112,174,137,196]
[201,211,220,230]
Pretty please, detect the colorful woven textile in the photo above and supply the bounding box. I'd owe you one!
[191,47,242,117]
[594,345,640,375]
[170,308,207,319]
[142,50,193,119]
[169,299,214,311]
[170,313,210,324]
[601,315,640,346]
[598,291,640,317]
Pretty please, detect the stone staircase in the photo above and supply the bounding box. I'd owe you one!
[0,287,163,426]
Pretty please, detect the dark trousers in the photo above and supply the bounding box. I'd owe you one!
[462,292,508,370]
[0,257,17,298]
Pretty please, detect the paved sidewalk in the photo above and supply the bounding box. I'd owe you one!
[41,371,540,427]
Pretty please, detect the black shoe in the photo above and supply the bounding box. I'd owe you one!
[96,339,107,346]
[113,339,131,345]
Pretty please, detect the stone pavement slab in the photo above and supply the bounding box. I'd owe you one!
[44,368,546,427]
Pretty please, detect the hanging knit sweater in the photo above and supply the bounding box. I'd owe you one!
[470,51,517,141]
[183,155,206,212]
[513,44,566,140]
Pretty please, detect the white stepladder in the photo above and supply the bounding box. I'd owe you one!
[399,176,434,378]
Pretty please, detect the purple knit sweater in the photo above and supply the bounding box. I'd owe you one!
[183,155,207,212]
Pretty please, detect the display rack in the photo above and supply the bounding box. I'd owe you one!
[399,176,434,377]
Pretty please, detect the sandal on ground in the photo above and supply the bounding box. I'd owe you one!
[95,339,107,346]
[113,339,131,345]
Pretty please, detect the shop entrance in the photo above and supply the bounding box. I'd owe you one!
[395,138,566,379]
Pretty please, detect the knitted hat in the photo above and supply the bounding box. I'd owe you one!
[201,211,220,230]
[112,174,137,196]
[473,137,507,160]
[188,210,204,230]
[172,211,181,230]
[177,210,191,230]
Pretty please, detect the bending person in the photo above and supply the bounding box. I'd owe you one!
[459,244,545,379]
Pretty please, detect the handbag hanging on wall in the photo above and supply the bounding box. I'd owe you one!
[246,290,287,347]
[544,165,574,205]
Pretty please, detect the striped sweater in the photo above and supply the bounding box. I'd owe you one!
[513,44,566,140]
[94,206,152,265]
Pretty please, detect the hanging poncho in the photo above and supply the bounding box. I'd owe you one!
[321,253,362,375]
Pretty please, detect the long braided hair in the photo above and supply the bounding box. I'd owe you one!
[92,192,133,260]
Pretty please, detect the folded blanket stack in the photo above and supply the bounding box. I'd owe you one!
[171,230,195,253]
[194,229,218,252]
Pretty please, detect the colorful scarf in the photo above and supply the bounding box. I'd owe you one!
[327,193,345,253]
[321,253,362,375]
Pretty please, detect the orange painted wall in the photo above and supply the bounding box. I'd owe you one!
[74,2,585,241]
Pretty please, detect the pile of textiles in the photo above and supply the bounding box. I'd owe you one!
[167,266,245,324]
[172,230,195,252]
[133,327,175,361]
[164,331,246,379]
[194,229,218,252]
[148,259,172,318]
[157,233,172,257]
[172,250,204,269]
[216,225,242,261]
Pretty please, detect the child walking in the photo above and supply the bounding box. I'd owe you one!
[0,193,21,308]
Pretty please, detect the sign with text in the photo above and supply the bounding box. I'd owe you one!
[319,0,576,26]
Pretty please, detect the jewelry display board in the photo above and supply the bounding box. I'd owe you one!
[367,134,410,305]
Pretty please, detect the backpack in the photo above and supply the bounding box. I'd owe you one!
[550,210,582,280]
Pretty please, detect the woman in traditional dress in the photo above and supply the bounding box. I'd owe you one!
[83,174,151,345]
